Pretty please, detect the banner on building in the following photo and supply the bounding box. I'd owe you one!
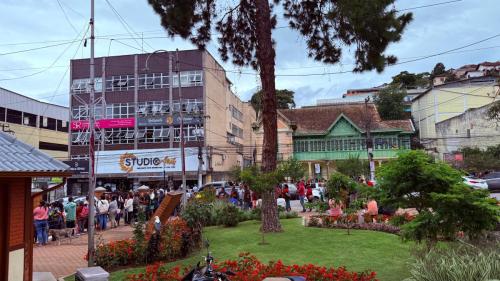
[70,118,135,130]
[314,163,321,174]
[95,148,206,175]
[137,115,202,127]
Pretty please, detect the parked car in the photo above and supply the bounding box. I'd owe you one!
[482,172,500,191]
[199,181,233,195]
[462,176,488,190]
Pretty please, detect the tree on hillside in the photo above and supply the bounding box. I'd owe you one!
[431,62,446,78]
[374,85,407,120]
[391,71,430,88]
[251,89,295,118]
[147,0,413,232]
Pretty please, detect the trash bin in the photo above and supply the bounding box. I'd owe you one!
[75,267,109,281]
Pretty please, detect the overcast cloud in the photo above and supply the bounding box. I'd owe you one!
[0,0,499,107]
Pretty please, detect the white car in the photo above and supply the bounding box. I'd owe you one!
[462,176,488,190]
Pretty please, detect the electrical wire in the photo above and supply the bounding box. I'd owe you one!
[56,0,79,34]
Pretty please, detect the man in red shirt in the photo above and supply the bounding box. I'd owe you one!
[297,180,306,212]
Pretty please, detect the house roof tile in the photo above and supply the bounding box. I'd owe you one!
[279,103,414,135]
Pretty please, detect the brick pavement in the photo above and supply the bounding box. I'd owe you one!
[33,225,134,279]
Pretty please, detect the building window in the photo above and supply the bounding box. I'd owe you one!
[57,120,68,132]
[72,106,88,120]
[105,75,135,91]
[39,141,68,152]
[231,123,243,138]
[229,105,243,121]
[71,78,103,93]
[138,126,171,143]
[138,73,169,89]
[6,109,22,124]
[103,128,135,144]
[172,70,203,87]
[71,131,90,144]
[105,103,134,119]
[0,107,5,122]
[23,112,37,127]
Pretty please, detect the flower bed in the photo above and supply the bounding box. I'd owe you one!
[89,217,200,269]
[126,253,378,281]
[308,215,400,235]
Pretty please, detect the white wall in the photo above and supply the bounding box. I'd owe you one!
[8,249,24,281]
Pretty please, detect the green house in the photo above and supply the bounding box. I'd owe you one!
[278,103,414,179]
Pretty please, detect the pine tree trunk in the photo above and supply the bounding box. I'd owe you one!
[255,0,282,233]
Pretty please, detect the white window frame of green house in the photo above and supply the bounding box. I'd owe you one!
[293,136,411,153]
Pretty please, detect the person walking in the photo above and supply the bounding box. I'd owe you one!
[243,185,252,210]
[297,180,306,212]
[77,201,89,233]
[33,201,49,246]
[64,197,77,235]
[108,196,118,228]
[97,195,109,231]
[305,184,314,211]
[124,193,134,224]
[282,184,291,212]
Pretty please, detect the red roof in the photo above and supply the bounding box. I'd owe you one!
[279,103,414,135]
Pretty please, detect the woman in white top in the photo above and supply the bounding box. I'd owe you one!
[97,195,109,231]
[124,193,134,224]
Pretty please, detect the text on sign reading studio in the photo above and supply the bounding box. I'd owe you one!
[119,152,177,173]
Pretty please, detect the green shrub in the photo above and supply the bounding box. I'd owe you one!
[251,207,262,221]
[217,203,240,227]
[404,245,500,281]
[181,201,212,229]
[389,214,408,226]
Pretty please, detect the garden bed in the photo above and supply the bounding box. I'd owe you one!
[307,215,401,235]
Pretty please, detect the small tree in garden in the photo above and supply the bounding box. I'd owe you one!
[335,155,369,179]
[326,172,358,206]
[278,157,305,182]
[377,150,462,212]
[240,166,284,231]
[133,210,147,264]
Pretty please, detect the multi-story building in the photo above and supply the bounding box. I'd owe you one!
[411,76,499,157]
[0,87,69,159]
[67,50,255,195]
[255,103,414,179]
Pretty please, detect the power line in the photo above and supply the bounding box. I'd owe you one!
[0,40,80,57]
[56,0,79,34]
[104,0,155,52]
[397,0,463,12]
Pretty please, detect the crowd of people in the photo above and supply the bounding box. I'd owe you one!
[32,188,169,247]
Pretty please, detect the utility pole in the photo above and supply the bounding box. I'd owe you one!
[365,97,375,181]
[176,49,187,205]
[87,0,96,267]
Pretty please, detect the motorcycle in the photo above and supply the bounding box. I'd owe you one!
[182,240,306,281]
[181,240,235,281]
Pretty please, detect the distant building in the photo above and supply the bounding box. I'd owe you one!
[0,87,69,159]
[255,103,414,179]
[68,50,255,195]
[411,76,499,155]
[436,102,500,160]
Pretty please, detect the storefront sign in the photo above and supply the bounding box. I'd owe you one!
[137,115,202,127]
[96,148,206,175]
[70,118,135,130]
[63,160,89,175]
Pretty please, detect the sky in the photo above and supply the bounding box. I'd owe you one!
[0,0,499,108]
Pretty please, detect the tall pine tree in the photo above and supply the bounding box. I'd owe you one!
[147,0,413,232]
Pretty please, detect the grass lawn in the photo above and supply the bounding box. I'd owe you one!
[74,219,413,281]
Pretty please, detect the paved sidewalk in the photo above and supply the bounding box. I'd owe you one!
[33,225,134,279]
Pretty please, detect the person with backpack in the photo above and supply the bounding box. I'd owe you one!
[282,184,291,212]
[97,195,109,231]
